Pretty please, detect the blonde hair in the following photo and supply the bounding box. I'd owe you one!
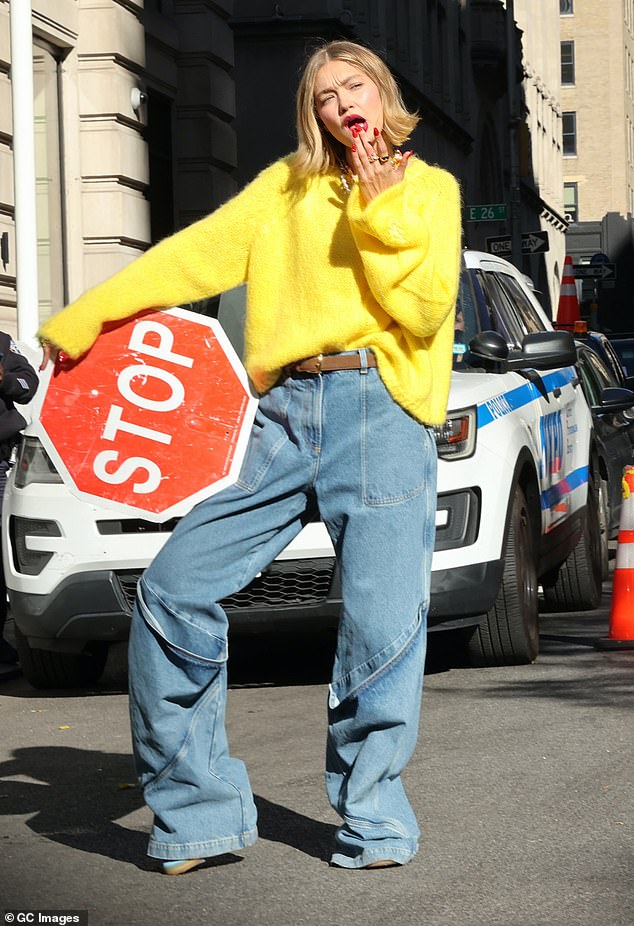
[291,40,420,178]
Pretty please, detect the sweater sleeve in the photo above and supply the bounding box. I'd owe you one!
[38,160,290,358]
[1,345,39,403]
[345,163,461,338]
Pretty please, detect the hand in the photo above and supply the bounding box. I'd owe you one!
[349,127,413,205]
[39,341,59,371]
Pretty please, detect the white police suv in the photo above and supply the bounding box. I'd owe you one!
[4,252,601,687]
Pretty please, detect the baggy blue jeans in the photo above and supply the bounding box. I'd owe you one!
[128,350,438,868]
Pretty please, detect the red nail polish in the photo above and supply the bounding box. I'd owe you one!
[374,127,380,137]
[351,143,357,152]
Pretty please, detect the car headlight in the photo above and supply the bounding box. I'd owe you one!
[432,407,477,460]
[13,436,63,487]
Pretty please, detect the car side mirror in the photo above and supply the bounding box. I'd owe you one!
[466,331,508,370]
[592,386,634,415]
[514,330,577,371]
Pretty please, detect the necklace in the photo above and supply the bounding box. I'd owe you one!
[339,163,356,194]
[338,149,403,194]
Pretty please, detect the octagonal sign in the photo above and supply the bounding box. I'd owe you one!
[31,307,258,521]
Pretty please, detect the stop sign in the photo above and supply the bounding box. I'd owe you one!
[31,307,258,521]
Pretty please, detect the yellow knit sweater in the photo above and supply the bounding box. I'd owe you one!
[38,156,461,424]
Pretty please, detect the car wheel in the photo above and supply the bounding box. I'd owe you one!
[14,626,108,689]
[541,476,603,612]
[597,477,610,582]
[465,486,539,666]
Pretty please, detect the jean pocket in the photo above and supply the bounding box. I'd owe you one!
[361,374,436,506]
[236,386,292,494]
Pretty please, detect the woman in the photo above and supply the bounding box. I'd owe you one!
[39,40,461,872]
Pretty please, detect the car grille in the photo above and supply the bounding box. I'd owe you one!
[116,558,336,613]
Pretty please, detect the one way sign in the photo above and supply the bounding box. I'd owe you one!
[486,230,550,256]
[572,263,617,281]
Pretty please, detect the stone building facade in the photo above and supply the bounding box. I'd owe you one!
[560,0,634,224]
[513,0,567,303]
[560,0,634,330]
[1,0,238,338]
[1,0,568,341]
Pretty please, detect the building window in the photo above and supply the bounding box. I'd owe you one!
[564,182,578,223]
[560,0,573,14]
[562,112,577,155]
[561,41,575,85]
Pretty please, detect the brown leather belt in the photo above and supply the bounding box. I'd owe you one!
[285,352,377,376]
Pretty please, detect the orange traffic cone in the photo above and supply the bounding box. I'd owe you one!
[597,465,634,650]
[556,255,581,330]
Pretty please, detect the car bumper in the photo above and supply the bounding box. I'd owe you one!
[428,559,504,628]
[9,558,344,649]
[10,553,503,648]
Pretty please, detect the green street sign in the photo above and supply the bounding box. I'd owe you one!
[465,203,508,222]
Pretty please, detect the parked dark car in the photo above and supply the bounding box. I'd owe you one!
[575,328,634,390]
[575,340,634,577]
[609,337,634,378]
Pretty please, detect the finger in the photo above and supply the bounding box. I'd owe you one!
[39,343,51,371]
[394,150,413,178]
[352,139,374,182]
[349,142,366,178]
[373,128,390,158]
[39,342,58,371]
[358,129,377,162]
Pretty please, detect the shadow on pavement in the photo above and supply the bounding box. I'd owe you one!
[254,795,336,861]
[0,744,337,868]
[479,663,634,707]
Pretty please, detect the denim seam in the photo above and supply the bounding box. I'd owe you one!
[310,374,324,485]
[344,815,409,838]
[330,845,415,868]
[330,608,424,707]
[148,828,258,858]
[138,579,227,665]
[236,431,288,494]
[205,666,251,839]
[145,669,225,796]
[235,384,294,493]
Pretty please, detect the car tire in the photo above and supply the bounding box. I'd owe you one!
[597,477,610,582]
[465,486,539,666]
[14,626,108,689]
[541,477,603,612]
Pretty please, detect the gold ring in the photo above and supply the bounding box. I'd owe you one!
[379,155,390,163]
[368,155,379,163]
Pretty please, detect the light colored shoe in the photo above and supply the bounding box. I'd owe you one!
[161,858,205,876]
[331,857,403,870]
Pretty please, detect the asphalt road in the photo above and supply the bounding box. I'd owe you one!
[0,583,632,926]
